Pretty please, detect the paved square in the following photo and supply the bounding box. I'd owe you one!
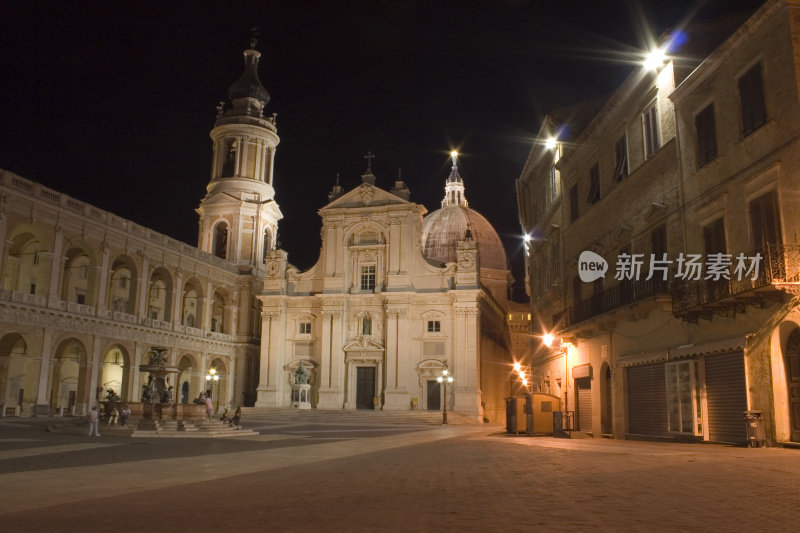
[1,412,799,532]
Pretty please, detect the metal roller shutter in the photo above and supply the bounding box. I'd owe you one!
[576,378,592,432]
[627,364,668,437]
[705,351,747,444]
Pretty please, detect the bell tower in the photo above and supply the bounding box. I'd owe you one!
[196,32,282,274]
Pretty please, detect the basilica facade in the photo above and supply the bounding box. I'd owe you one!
[0,39,516,422]
[256,154,515,422]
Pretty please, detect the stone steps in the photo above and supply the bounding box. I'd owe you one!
[240,407,483,426]
[131,419,258,438]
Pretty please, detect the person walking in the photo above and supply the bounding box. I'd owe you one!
[119,403,131,427]
[205,391,214,420]
[88,406,101,437]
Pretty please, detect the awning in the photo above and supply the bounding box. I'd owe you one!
[669,336,747,360]
[619,349,668,367]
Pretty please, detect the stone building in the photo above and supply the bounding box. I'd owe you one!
[256,154,515,422]
[0,38,517,422]
[517,0,800,445]
[0,41,278,416]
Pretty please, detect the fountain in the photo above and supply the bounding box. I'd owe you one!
[137,347,180,429]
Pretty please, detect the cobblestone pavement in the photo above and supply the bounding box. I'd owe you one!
[1,413,799,532]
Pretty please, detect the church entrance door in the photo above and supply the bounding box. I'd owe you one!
[356,367,375,410]
[427,380,441,410]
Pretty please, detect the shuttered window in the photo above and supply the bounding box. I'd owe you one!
[695,104,717,168]
[614,135,628,182]
[749,191,781,255]
[570,184,579,221]
[587,163,601,204]
[643,103,660,159]
[739,63,767,136]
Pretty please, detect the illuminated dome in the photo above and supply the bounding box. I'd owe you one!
[421,206,508,270]
[421,152,508,271]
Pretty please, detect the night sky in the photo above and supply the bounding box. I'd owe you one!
[0,1,764,301]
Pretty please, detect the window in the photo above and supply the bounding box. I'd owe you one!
[695,104,717,168]
[643,103,660,159]
[32,252,40,265]
[703,218,726,255]
[749,191,782,255]
[739,63,766,136]
[569,184,579,221]
[551,231,560,281]
[299,322,311,335]
[120,277,128,289]
[614,135,628,182]
[651,224,667,258]
[427,320,441,333]
[79,265,89,280]
[76,291,86,305]
[360,265,376,291]
[29,280,36,295]
[587,164,601,204]
[549,166,559,202]
[665,360,702,435]
[362,317,372,335]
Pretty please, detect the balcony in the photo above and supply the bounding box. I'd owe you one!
[554,278,670,329]
[671,244,798,322]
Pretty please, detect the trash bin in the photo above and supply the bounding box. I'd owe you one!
[744,410,766,448]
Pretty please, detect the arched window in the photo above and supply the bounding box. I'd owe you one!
[213,223,228,259]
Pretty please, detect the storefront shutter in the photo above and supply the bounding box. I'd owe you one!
[627,364,668,437]
[705,351,747,444]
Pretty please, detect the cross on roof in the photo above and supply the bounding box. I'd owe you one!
[364,151,375,172]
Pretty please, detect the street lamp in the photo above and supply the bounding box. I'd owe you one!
[206,368,220,412]
[437,367,454,425]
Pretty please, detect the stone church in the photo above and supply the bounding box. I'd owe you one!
[257,151,514,421]
[0,37,515,422]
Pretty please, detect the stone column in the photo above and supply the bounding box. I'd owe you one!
[95,242,110,314]
[317,308,343,409]
[226,356,236,408]
[171,269,184,325]
[88,337,104,409]
[383,307,409,410]
[453,306,481,417]
[255,309,284,407]
[47,226,65,308]
[136,252,149,318]
[35,328,54,410]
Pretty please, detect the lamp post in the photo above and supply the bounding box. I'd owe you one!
[206,368,220,413]
[437,367,454,425]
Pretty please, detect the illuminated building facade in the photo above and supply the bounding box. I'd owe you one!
[518,0,800,445]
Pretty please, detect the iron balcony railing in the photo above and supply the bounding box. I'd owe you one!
[672,244,799,315]
[553,278,670,329]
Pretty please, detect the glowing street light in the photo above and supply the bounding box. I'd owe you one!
[542,333,555,348]
[643,47,666,71]
[437,367,454,425]
[544,137,557,150]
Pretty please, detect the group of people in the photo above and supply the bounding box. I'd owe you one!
[219,406,243,429]
[89,390,243,435]
[88,403,131,436]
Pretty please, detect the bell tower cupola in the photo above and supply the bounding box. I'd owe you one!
[441,151,468,208]
[197,29,283,275]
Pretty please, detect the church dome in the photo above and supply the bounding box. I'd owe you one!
[421,205,508,271]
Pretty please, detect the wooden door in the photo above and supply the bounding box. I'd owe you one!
[427,380,441,411]
[786,331,800,442]
[356,367,375,410]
